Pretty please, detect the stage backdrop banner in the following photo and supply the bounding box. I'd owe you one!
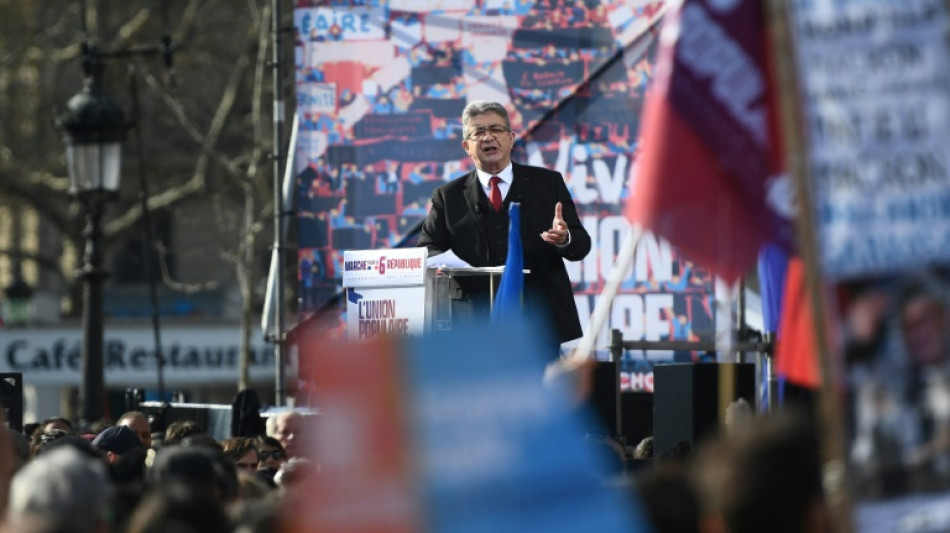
[293,0,715,391]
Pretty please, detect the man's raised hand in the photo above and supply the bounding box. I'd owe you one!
[541,201,568,246]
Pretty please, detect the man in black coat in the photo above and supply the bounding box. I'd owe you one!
[419,101,591,356]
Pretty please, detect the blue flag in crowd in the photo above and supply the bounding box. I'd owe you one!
[491,202,524,323]
[757,243,789,335]
[757,243,790,409]
[407,324,653,533]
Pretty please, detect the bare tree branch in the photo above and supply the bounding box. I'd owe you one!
[244,2,270,183]
[169,0,204,52]
[112,8,151,46]
[0,168,77,240]
[139,69,244,178]
[104,51,253,237]
[155,241,219,294]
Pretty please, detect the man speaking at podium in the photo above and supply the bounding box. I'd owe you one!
[419,101,591,359]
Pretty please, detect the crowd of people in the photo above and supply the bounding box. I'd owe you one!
[624,407,829,533]
[0,395,834,533]
[2,410,314,532]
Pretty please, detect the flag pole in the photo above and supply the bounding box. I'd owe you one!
[570,224,643,362]
[714,189,737,428]
[766,0,853,530]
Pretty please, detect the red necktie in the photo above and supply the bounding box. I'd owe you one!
[489,176,502,212]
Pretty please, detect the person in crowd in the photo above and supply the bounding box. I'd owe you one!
[87,418,114,436]
[418,100,591,360]
[221,437,261,474]
[848,271,950,496]
[180,433,225,452]
[126,482,232,533]
[147,445,239,505]
[628,436,655,473]
[887,276,950,491]
[724,398,753,434]
[118,410,153,449]
[633,436,654,460]
[267,412,303,458]
[92,425,144,464]
[635,462,701,533]
[256,436,287,472]
[692,410,829,533]
[659,441,693,464]
[106,436,150,533]
[231,389,267,438]
[230,497,280,533]
[40,433,102,460]
[235,470,274,502]
[29,428,70,458]
[274,457,318,490]
[21,423,39,439]
[252,437,285,488]
[163,419,205,447]
[7,445,114,532]
[39,416,72,434]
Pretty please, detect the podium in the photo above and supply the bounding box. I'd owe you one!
[342,249,525,339]
[342,248,428,340]
[425,266,506,331]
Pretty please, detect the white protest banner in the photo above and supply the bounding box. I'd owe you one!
[791,0,950,278]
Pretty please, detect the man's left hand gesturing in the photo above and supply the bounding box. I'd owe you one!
[541,201,569,246]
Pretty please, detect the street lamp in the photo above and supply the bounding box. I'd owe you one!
[2,278,33,326]
[3,203,34,327]
[57,59,126,424]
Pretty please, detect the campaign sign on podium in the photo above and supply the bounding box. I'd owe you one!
[342,248,427,340]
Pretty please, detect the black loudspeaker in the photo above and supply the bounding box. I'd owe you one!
[653,363,755,458]
[621,392,654,449]
[587,361,621,437]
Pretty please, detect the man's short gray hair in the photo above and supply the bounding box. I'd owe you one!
[461,101,510,136]
[8,446,114,531]
[266,411,301,438]
[117,410,148,425]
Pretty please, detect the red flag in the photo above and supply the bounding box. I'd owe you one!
[286,336,419,533]
[774,257,821,388]
[626,0,792,282]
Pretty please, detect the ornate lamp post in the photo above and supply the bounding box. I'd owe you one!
[57,56,126,424]
[2,278,33,326]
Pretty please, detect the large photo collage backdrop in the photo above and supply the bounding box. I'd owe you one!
[292,0,715,391]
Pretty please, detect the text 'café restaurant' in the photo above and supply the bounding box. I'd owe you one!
[0,323,277,422]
